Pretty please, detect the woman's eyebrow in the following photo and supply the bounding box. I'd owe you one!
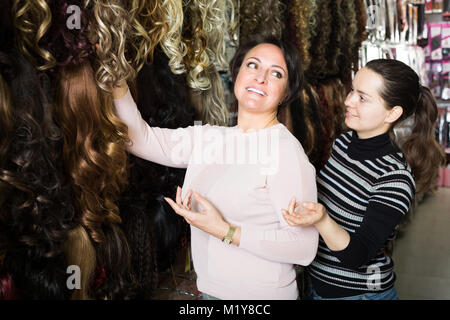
[246,57,287,74]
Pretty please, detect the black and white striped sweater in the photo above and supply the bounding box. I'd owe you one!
[307,131,415,298]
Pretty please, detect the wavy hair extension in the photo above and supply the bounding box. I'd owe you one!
[239,0,285,44]
[55,61,135,299]
[306,0,332,82]
[127,0,169,73]
[85,0,135,92]
[12,0,56,70]
[0,51,78,299]
[160,0,188,74]
[326,0,345,78]
[182,0,212,90]
[288,0,317,72]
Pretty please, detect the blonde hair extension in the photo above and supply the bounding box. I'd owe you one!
[12,0,56,70]
[66,226,97,300]
[160,0,188,74]
[199,68,230,125]
[202,0,228,71]
[128,0,169,73]
[86,0,135,92]
[182,0,212,90]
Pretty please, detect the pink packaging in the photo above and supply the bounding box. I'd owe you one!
[428,23,442,61]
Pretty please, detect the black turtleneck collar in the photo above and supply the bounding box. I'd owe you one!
[347,131,399,161]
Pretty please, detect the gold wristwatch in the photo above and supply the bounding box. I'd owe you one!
[222,225,236,244]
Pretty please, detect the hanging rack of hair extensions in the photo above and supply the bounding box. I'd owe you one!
[12,0,137,299]
[1,0,78,299]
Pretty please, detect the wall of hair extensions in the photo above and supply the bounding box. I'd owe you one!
[0,0,400,300]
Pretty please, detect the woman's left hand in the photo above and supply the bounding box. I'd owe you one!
[282,197,327,227]
[164,187,230,240]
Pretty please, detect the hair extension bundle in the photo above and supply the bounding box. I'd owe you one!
[0,52,78,299]
[203,0,228,71]
[325,0,344,78]
[12,0,55,70]
[85,0,135,91]
[239,0,285,44]
[54,61,135,299]
[127,0,169,73]
[338,0,357,85]
[286,0,317,72]
[353,0,368,73]
[227,0,239,48]
[160,0,187,75]
[182,0,212,90]
[39,0,92,69]
[306,0,332,82]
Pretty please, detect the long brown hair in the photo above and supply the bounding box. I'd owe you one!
[365,59,445,195]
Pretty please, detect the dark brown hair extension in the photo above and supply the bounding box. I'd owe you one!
[338,0,357,85]
[326,0,344,78]
[353,0,368,73]
[306,0,332,82]
[239,0,285,44]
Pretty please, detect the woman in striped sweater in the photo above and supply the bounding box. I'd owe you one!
[283,59,444,300]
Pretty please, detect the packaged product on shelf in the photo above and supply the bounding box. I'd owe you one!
[441,60,450,100]
[429,23,443,60]
[425,0,433,14]
[431,61,443,97]
[433,0,444,13]
[442,24,450,59]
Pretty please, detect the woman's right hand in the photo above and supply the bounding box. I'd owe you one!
[111,79,129,100]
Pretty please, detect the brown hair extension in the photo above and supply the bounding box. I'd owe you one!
[86,0,135,91]
[338,0,357,86]
[55,61,128,244]
[65,226,96,300]
[12,0,55,70]
[288,0,317,72]
[127,0,169,73]
[239,0,285,44]
[326,0,344,78]
[306,0,332,81]
[0,73,14,168]
[353,0,368,73]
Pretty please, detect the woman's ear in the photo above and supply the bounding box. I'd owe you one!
[385,105,403,123]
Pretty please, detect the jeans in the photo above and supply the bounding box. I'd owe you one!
[309,286,399,300]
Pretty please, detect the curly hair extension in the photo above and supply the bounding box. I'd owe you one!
[198,68,230,125]
[239,0,285,44]
[160,0,188,75]
[182,0,212,90]
[0,50,78,299]
[202,0,228,71]
[227,0,239,48]
[85,0,135,92]
[39,0,92,69]
[12,0,56,70]
[54,61,134,299]
[127,0,169,73]
[306,0,332,82]
[338,0,357,85]
[288,0,317,72]
[325,0,345,78]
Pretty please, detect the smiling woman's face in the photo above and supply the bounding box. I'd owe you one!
[233,43,288,115]
[344,67,394,138]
